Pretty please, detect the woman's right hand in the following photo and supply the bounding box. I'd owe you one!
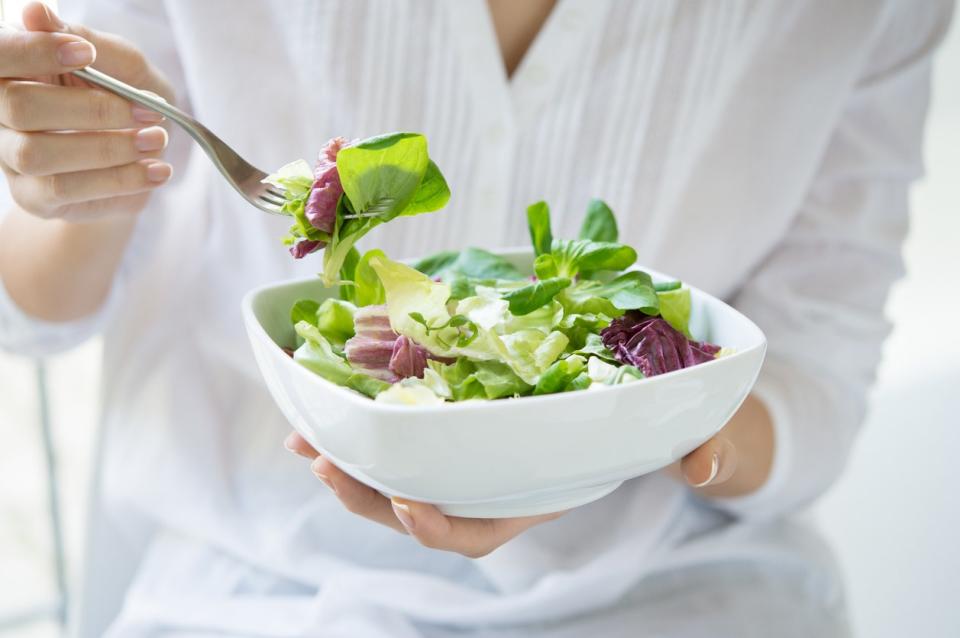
[0,1,175,223]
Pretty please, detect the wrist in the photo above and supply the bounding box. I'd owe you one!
[0,204,139,321]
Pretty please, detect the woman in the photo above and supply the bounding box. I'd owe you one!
[0,1,951,636]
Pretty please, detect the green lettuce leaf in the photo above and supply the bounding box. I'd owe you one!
[346,373,392,398]
[657,286,692,337]
[501,276,571,315]
[371,253,569,385]
[552,239,637,278]
[503,298,564,334]
[585,356,644,385]
[315,298,356,348]
[338,246,361,303]
[578,199,618,242]
[293,321,353,386]
[290,299,321,328]
[354,249,387,307]
[526,201,553,256]
[533,355,586,395]
[427,358,531,400]
[565,372,592,392]
[401,160,450,216]
[572,332,617,362]
[559,271,659,316]
[296,132,450,286]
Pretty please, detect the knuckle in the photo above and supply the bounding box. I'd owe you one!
[95,135,122,166]
[47,173,71,203]
[106,165,130,191]
[91,94,123,127]
[11,134,40,174]
[1,82,32,129]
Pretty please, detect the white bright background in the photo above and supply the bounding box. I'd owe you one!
[0,7,957,638]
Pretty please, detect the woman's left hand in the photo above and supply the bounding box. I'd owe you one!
[284,432,563,558]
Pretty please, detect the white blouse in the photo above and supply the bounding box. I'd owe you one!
[0,0,951,635]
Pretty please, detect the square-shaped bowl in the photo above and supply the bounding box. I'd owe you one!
[242,249,766,518]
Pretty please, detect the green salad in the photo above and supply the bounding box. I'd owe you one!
[266,133,724,405]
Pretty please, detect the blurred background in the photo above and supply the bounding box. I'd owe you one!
[1,4,957,638]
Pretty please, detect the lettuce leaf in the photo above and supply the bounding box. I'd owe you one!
[533,355,586,395]
[353,249,387,307]
[657,286,692,337]
[427,358,532,400]
[293,321,353,386]
[370,254,568,385]
[268,133,451,287]
[314,299,356,348]
[526,201,553,256]
[290,298,355,349]
[572,332,617,362]
[559,271,659,316]
[501,276,571,315]
[578,199,618,242]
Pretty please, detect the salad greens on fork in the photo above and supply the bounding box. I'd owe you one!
[266,133,724,405]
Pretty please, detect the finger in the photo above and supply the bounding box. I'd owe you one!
[8,159,172,216]
[0,126,167,176]
[390,499,563,558]
[0,80,164,131]
[52,192,150,223]
[23,2,166,95]
[283,431,319,460]
[681,436,738,488]
[310,455,408,534]
[0,26,94,77]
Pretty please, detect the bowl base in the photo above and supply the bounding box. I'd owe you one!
[433,481,624,519]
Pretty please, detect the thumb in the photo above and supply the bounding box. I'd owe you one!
[681,436,737,489]
[21,2,66,33]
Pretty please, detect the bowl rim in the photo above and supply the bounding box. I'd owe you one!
[241,248,767,415]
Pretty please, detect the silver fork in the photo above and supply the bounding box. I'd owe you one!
[71,67,287,214]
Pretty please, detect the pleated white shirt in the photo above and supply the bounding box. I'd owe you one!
[0,0,952,635]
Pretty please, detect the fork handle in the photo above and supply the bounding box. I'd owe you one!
[72,67,188,124]
[72,67,215,140]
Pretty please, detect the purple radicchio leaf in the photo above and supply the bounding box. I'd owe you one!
[289,239,325,259]
[600,311,720,377]
[344,305,399,382]
[344,305,439,381]
[388,336,430,379]
[304,136,350,234]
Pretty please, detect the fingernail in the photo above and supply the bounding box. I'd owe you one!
[132,106,165,124]
[57,41,95,66]
[315,473,337,494]
[134,127,167,152]
[691,453,720,488]
[310,457,337,493]
[43,4,66,30]
[282,432,298,452]
[392,499,415,530]
[145,162,172,183]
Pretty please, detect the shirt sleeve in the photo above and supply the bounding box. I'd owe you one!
[0,0,191,357]
[710,0,954,519]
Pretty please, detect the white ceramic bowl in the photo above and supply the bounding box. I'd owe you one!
[242,249,766,518]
